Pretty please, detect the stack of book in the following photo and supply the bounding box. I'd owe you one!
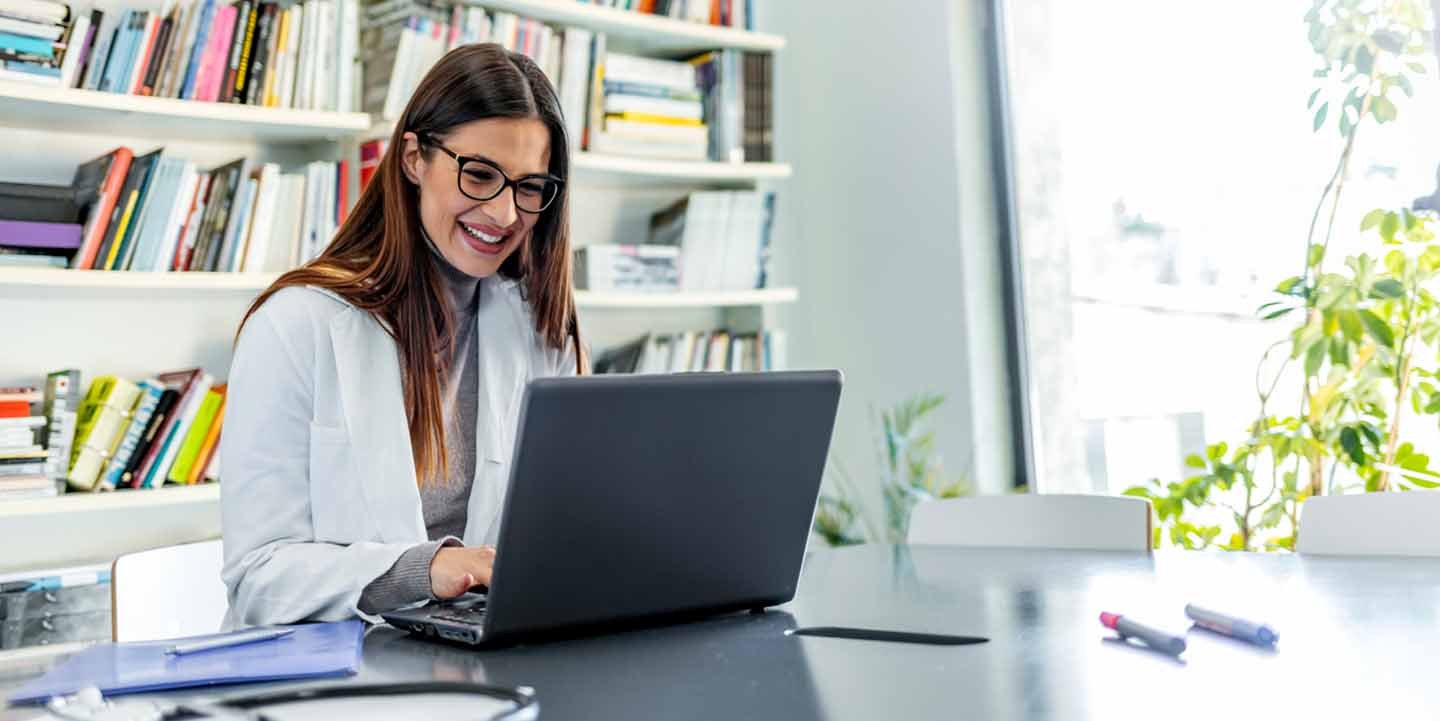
[0,564,112,651]
[59,146,343,272]
[0,181,83,268]
[587,50,707,160]
[0,0,72,83]
[573,243,680,292]
[575,0,753,30]
[361,0,564,121]
[7,0,361,113]
[593,328,787,375]
[0,386,54,500]
[31,367,227,493]
[575,40,771,162]
[647,190,775,291]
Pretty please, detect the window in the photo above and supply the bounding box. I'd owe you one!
[1003,0,1440,494]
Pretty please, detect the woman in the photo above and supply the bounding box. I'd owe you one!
[220,44,584,628]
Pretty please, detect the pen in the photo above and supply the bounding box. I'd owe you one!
[1185,604,1278,646]
[1099,612,1186,656]
[165,628,295,656]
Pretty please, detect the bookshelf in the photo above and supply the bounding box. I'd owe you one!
[0,268,799,307]
[458,0,785,53]
[0,81,372,143]
[1,485,222,571]
[1,1,789,589]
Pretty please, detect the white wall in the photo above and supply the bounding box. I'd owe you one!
[757,0,1015,519]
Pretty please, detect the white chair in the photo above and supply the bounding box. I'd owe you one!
[1298,492,1440,557]
[907,494,1152,552]
[112,539,227,642]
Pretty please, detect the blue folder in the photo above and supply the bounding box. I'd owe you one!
[9,620,364,705]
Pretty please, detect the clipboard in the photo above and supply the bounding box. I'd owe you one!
[8,620,365,704]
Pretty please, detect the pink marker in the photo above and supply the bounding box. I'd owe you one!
[1100,612,1186,656]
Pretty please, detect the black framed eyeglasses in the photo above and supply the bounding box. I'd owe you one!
[417,133,565,213]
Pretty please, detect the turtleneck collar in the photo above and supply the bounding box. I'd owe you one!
[422,228,482,318]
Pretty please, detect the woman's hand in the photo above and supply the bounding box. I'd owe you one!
[429,545,496,600]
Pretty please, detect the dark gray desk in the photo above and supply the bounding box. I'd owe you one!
[7,545,1440,719]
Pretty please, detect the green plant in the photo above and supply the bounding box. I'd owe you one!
[812,394,971,546]
[1125,0,1440,551]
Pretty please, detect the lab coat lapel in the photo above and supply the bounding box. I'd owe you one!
[464,279,528,546]
[328,307,426,544]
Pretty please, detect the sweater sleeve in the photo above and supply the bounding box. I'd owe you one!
[357,536,463,614]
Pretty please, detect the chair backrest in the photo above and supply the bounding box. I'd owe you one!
[907,494,1152,552]
[112,539,226,642]
[1298,492,1440,557]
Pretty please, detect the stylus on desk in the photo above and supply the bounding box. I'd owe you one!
[787,626,988,646]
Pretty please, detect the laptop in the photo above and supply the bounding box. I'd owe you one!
[382,370,843,647]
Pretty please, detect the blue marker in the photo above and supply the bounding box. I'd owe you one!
[1185,604,1278,646]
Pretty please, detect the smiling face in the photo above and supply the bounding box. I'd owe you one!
[400,117,553,278]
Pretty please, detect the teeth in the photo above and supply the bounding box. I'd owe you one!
[461,223,504,245]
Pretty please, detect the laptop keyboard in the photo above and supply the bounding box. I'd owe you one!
[431,605,487,625]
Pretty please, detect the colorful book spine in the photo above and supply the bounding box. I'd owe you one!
[100,380,162,490]
[39,369,80,484]
[67,376,142,491]
[167,385,222,485]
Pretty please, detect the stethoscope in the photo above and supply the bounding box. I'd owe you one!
[41,681,538,721]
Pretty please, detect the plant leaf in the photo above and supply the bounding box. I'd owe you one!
[1305,338,1328,377]
[1371,278,1405,298]
[1340,426,1364,465]
[1373,95,1398,123]
[1361,208,1388,231]
[1263,307,1296,320]
[1308,88,1322,109]
[1359,309,1395,347]
[1313,101,1329,131]
[1381,212,1401,242]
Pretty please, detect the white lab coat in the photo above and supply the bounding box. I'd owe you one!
[219,280,578,629]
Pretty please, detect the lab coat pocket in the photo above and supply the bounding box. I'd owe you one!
[307,423,370,543]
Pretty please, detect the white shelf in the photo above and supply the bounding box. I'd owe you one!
[0,268,797,308]
[0,81,372,143]
[0,268,279,298]
[575,287,797,308]
[0,483,220,519]
[0,485,221,573]
[574,153,791,183]
[465,0,784,53]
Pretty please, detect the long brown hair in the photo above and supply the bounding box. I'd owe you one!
[238,44,582,486]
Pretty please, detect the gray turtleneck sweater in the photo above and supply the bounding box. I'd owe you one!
[357,245,481,614]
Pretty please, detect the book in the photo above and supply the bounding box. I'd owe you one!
[141,371,213,488]
[67,377,142,491]
[221,0,252,102]
[179,0,215,99]
[0,218,81,253]
[118,388,177,488]
[39,369,79,484]
[187,386,225,484]
[167,384,224,484]
[238,163,279,271]
[0,14,63,42]
[0,30,54,58]
[0,181,76,223]
[70,147,133,270]
[0,0,68,24]
[241,2,272,105]
[193,3,236,102]
[97,148,161,270]
[574,244,681,292]
[98,379,162,490]
[79,10,117,90]
[128,369,200,488]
